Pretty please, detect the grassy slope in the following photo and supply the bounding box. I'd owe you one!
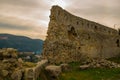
[59,68,120,80]
[59,60,120,80]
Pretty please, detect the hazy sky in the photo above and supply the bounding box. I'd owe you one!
[0,0,120,40]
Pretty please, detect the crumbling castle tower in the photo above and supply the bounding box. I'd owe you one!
[43,6,120,63]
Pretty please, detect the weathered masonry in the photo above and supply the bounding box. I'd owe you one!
[43,5,120,63]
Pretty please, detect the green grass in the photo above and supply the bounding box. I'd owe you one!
[59,62,120,80]
[22,62,37,68]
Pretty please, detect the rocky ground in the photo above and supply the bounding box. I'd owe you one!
[1,48,120,80]
[0,48,38,80]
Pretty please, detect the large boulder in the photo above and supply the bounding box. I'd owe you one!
[45,65,61,79]
[24,68,34,80]
[60,63,71,71]
[79,65,90,70]
[24,60,48,80]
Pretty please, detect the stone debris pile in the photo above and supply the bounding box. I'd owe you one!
[0,48,23,80]
[80,58,120,69]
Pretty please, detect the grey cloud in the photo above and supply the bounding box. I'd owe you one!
[0,22,30,30]
[0,0,120,39]
[0,0,51,27]
[0,0,44,8]
[65,0,120,28]
[0,0,50,39]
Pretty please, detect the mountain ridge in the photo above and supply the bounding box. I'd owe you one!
[0,33,43,53]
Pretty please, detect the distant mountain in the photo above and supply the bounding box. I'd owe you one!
[0,34,44,53]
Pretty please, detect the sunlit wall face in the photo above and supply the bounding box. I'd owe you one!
[0,0,120,40]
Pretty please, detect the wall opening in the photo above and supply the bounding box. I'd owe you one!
[116,39,119,47]
[88,36,90,39]
[58,10,60,15]
[95,26,97,29]
[82,22,84,26]
[108,31,111,34]
[118,29,120,35]
[78,47,81,49]
[77,22,79,25]
[87,23,89,27]
[68,25,77,40]
[104,28,106,31]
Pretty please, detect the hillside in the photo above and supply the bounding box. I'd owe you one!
[0,34,43,53]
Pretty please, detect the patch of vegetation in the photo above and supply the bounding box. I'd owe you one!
[4,77,12,80]
[107,57,120,64]
[22,62,36,68]
[59,62,120,80]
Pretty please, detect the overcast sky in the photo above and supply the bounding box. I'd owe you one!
[0,0,120,40]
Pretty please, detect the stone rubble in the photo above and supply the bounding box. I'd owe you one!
[60,63,71,71]
[45,65,62,80]
[24,59,48,80]
[0,48,21,80]
[0,48,49,80]
[79,58,120,69]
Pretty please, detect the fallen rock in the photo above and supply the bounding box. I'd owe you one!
[79,65,90,70]
[18,58,24,64]
[60,63,70,71]
[45,65,61,79]
[24,60,48,80]
[81,58,120,69]
[24,68,34,80]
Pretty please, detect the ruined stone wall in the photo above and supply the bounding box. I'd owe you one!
[24,60,48,80]
[0,48,23,80]
[49,6,118,35]
[43,6,120,63]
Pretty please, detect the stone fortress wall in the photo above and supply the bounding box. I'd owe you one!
[50,6,118,35]
[43,6,120,63]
